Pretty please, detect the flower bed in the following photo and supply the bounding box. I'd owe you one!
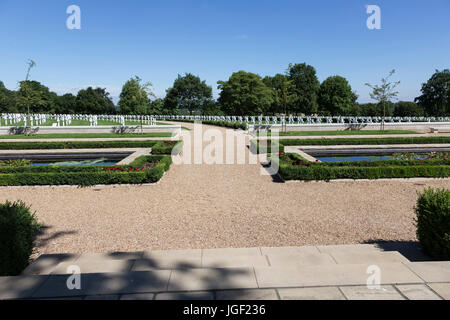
[272,153,450,181]
[0,155,172,186]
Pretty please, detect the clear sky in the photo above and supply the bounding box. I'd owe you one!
[1,0,449,103]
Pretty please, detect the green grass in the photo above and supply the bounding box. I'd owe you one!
[0,132,174,139]
[257,130,420,136]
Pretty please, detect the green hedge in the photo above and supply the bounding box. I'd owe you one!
[251,136,450,153]
[168,119,247,130]
[272,153,450,181]
[0,201,40,276]
[416,188,450,260]
[0,140,183,155]
[0,155,172,186]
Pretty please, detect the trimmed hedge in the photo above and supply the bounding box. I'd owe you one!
[167,119,247,130]
[0,140,183,155]
[251,136,450,153]
[0,155,172,186]
[272,153,450,181]
[0,201,40,276]
[415,188,450,260]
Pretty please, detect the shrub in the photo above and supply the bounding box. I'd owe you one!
[415,188,450,260]
[0,201,40,276]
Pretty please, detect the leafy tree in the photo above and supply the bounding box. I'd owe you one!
[118,76,155,115]
[164,73,213,115]
[415,69,450,116]
[217,71,273,115]
[54,93,77,114]
[287,63,320,115]
[0,82,18,113]
[263,74,296,115]
[76,87,116,114]
[201,100,224,116]
[318,76,357,115]
[360,102,394,117]
[394,101,424,117]
[16,80,56,114]
[365,69,400,129]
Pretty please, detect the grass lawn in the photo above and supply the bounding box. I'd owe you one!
[257,130,420,136]
[0,132,174,139]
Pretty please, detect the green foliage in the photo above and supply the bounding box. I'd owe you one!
[16,80,56,114]
[415,188,450,260]
[75,87,116,114]
[0,155,172,186]
[0,81,18,113]
[0,159,32,167]
[392,152,449,161]
[169,119,246,130]
[262,74,296,115]
[118,76,155,115]
[394,101,424,117]
[360,102,394,117]
[415,69,450,116]
[275,153,450,181]
[217,71,273,115]
[251,137,450,153]
[365,69,400,120]
[318,76,358,116]
[0,201,40,276]
[287,63,320,115]
[54,93,77,114]
[164,73,213,115]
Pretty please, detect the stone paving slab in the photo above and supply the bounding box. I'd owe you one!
[216,289,278,300]
[395,284,442,300]
[120,293,155,300]
[330,251,409,264]
[316,244,384,254]
[84,294,120,300]
[202,247,262,258]
[266,253,336,267]
[427,283,450,300]
[405,262,450,282]
[31,270,171,298]
[254,263,423,288]
[0,275,49,300]
[202,255,269,268]
[277,287,345,300]
[143,249,202,259]
[132,257,202,270]
[168,267,258,291]
[339,285,405,300]
[155,291,214,300]
[22,254,79,275]
[260,246,320,255]
[50,259,134,275]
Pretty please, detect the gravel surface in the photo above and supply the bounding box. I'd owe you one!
[0,122,448,256]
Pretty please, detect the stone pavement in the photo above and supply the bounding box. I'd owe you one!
[1,244,449,300]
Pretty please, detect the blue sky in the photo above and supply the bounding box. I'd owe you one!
[1,0,449,103]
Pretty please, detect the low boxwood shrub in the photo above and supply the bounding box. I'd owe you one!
[0,201,40,276]
[168,119,247,130]
[415,188,450,260]
[0,155,172,186]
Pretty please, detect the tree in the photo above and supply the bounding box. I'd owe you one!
[118,76,155,115]
[76,87,116,114]
[0,82,18,113]
[54,93,77,114]
[16,80,56,114]
[287,63,320,115]
[394,101,424,117]
[365,69,400,130]
[415,69,450,116]
[164,73,213,115]
[217,71,273,115]
[201,100,224,116]
[263,74,296,115]
[360,102,394,117]
[318,76,357,116]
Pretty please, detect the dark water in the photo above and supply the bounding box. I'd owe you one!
[316,155,395,162]
[30,160,117,167]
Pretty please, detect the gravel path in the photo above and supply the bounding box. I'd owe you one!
[0,122,448,256]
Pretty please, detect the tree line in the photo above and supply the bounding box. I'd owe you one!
[0,64,449,117]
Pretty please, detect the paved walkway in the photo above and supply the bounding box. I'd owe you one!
[1,244,449,300]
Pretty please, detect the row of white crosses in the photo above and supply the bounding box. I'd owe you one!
[156,115,450,127]
[0,113,157,127]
